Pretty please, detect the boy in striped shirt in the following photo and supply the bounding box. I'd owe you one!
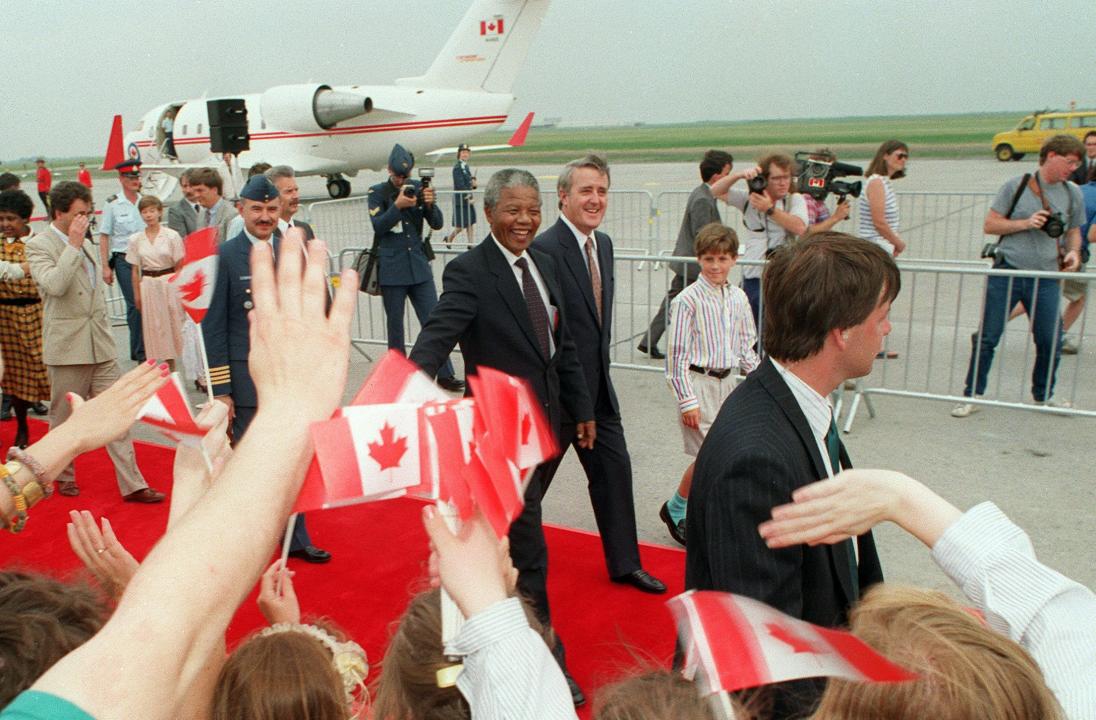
[659,223,759,546]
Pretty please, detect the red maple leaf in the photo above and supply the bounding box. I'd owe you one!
[178,270,206,303]
[765,622,819,654]
[520,413,531,445]
[368,421,408,471]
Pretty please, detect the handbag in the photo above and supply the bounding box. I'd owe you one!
[354,238,382,296]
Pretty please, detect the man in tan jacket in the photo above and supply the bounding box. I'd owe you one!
[25,181,163,501]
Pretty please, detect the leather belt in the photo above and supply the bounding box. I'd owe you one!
[142,268,174,278]
[0,296,40,306]
[689,364,732,380]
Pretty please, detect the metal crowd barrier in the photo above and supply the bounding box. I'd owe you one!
[329,243,1096,428]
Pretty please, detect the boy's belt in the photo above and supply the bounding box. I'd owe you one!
[689,364,732,380]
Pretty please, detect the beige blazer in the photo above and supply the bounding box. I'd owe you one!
[25,227,117,366]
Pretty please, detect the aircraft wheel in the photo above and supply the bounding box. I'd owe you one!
[337,178,352,198]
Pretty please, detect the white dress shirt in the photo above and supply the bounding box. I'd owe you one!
[491,235,556,356]
[771,359,836,475]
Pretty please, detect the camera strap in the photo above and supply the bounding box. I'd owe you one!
[1004,173,1031,220]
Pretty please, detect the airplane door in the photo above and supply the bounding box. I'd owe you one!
[156,103,185,159]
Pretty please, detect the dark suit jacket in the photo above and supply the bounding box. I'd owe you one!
[409,236,594,432]
[202,231,282,407]
[532,218,618,421]
[686,358,883,626]
[1069,158,1095,186]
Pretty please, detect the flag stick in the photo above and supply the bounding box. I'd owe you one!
[708,691,736,720]
[275,513,296,596]
[195,327,216,405]
[436,500,465,651]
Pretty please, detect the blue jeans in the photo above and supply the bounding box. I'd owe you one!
[742,277,762,334]
[963,268,1063,402]
[112,253,145,362]
[382,278,455,379]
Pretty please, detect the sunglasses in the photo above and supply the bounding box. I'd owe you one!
[895,153,909,160]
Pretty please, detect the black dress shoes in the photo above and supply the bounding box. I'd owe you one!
[611,568,667,594]
[13,428,28,449]
[659,501,686,547]
[31,402,48,416]
[288,545,332,564]
[437,377,466,393]
[562,669,586,707]
[636,342,665,360]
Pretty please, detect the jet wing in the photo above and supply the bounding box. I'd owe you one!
[425,111,534,159]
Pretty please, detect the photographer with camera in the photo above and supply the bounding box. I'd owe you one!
[367,144,464,392]
[713,153,807,331]
[859,140,909,257]
[953,134,1086,417]
[801,149,853,235]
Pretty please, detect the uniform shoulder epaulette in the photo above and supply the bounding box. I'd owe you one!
[105,194,118,204]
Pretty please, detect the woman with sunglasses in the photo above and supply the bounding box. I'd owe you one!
[859,140,909,257]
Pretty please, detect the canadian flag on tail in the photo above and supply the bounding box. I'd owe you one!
[169,227,219,323]
[479,17,504,35]
[137,373,205,445]
[668,591,917,695]
[309,404,422,508]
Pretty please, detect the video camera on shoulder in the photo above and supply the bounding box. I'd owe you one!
[794,151,863,202]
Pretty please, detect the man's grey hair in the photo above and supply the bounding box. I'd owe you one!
[484,168,540,210]
[557,154,610,195]
[265,165,296,183]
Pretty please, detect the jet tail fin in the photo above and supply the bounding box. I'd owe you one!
[103,115,125,171]
[397,0,551,94]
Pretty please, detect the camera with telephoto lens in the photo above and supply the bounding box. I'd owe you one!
[794,151,863,202]
[747,174,767,194]
[1042,211,1065,239]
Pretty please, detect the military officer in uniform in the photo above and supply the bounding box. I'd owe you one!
[444,143,477,247]
[202,174,331,563]
[368,144,464,392]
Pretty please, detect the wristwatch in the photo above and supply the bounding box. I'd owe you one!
[765,206,775,216]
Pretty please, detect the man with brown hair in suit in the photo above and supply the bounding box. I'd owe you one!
[686,232,897,716]
[25,181,163,501]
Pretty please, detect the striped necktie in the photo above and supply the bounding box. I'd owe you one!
[514,256,550,358]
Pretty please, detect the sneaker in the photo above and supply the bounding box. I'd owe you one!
[1061,336,1079,355]
[1037,398,1074,410]
[951,402,980,418]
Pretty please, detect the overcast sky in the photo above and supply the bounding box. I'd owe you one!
[3,0,1093,160]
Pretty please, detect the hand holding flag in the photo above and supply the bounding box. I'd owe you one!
[668,591,917,696]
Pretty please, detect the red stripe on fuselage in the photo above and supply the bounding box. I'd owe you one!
[133,115,508,148]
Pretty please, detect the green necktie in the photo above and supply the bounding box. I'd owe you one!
[826,416,859,600]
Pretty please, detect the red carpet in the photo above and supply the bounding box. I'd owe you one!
[0,420,685,715]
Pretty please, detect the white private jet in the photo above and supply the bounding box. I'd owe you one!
[103,0,549,199]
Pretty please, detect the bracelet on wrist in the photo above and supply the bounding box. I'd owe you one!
[7,446,49,496]
[1,466,27,533]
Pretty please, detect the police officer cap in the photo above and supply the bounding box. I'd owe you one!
[115,159,142,177]
[457,143,470,153]
[388,144,414,175]
[239,175,281,202]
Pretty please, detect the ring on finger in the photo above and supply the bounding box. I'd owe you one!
[96,547,106,555]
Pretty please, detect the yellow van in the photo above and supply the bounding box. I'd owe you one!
[992,110,1096,161]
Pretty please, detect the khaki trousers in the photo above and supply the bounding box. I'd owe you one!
[47,361,148,496]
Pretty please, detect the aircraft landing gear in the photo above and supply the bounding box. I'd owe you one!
[326,175,351,199]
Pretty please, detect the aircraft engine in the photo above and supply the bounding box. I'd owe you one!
[260,84,373,132]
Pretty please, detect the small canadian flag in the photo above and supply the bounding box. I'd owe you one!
[138,372,205,445]
[479,16,504,35]
[310,404,422,509]
[169,227,219,323]
[668,591,917,694]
